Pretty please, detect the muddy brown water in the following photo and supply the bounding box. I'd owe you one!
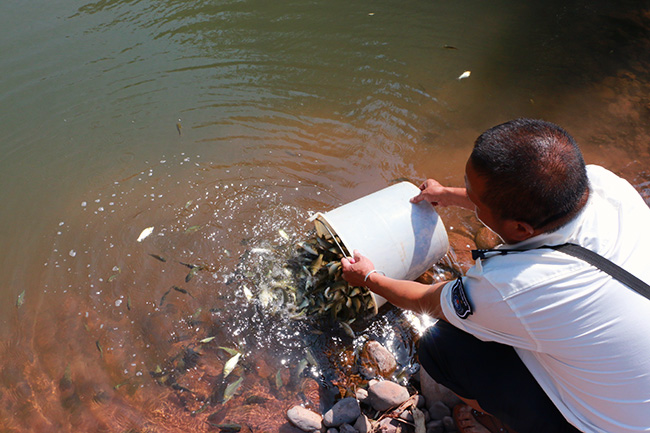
[0,0,649,431]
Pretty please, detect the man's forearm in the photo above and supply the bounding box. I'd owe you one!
[364,273,449,321]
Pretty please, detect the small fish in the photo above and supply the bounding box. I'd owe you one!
[278,229,290,240]
[16,290,25,308]
[210,423,241,432]
[223,376,243,403]
[184,200,193,209]
[127,296,132,310]
[185,225,202,234]
[457,70,471,80]
[219,347,240,357]
[160,288,172,306]
[172,285,192,296]
[275,369,283,389]
[200,336,216,344]
[340,322,355,338]
[96,341,103,358]
[245,395,268,405]
[108,273,120,282]
[149,253,166,262]
[443,45,458,50]
[223,353,241,378]
[176,122,182,135]
[137,226,154,242]
[185,267,198,282]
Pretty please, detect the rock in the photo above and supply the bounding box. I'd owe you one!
[377,417,402,433]
[287,406,323,432]
[447,232,476,274]
[442,416,456,432]
[368,381,410,411]
[354,414,373,433]
[323,397,361,427]
[255,358,273,379]
[474,227,501,249]
[355,388,369,404]
[428,401,451,421]
[399,409,413,422]
[419,368,462,409]
[426,419,444,433]
[358,341,397,379]
[327,429,338,433]
[339,423,357,433]
[414,394,426,408]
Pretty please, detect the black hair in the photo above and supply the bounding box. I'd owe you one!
[469,118,588,229]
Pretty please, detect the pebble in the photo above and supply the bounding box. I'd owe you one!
[287,406,323,432]
[339,423,357,433]
[354,414,373,433]
[355,388,369,404]
[323,397,361,427]
[428,400,451,421]
[368,381,410,411]
[442,416,456,432]
[357,340,397,379]
[426,419,444,433]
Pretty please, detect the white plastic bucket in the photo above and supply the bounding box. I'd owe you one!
[309,181,449,308]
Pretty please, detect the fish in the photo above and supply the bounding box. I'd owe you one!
[457,70,471,80]
[176,122,182,135]
[219,347,240,356]
[200,336,216,344]
[16,290,25,308]
[159,288,172,306]
[223,353,241,378]
[137,227,154,242]
[149,253,166,262]
[223,376,243,403]
[185,225,202,234]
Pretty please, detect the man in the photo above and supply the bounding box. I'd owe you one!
[341,119,650,433]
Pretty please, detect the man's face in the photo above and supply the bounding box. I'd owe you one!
[464,159,509,242]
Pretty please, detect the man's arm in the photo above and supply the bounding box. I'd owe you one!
[410,179,474,210]
[341,250,450,321]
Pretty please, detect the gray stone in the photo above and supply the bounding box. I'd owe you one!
[428,401,451,421]
[442,416,456,432]
[339,423,357,433]
[414,394,426,408]
[354,414,372,433]
[323,397,361,427]
[358,341,397,379]
[426,419,444,433]
[287,406,323,432]
[399,409,414,422]
[368,381,410,411]
[355,388,369,404]
[419,368,462,409]
[327,429,338,433]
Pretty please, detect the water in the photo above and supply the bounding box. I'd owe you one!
[1,0,649,430]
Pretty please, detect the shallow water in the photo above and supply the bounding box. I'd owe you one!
[1,0,649,431]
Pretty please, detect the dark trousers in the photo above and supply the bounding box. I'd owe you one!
[418,321,582,433]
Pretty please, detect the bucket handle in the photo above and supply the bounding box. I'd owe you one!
[313,217,348,258]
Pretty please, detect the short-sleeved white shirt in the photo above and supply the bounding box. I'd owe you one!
[440,165,650,433]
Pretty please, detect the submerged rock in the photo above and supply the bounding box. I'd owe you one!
[357,340,397,379]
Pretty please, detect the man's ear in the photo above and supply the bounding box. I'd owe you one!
[503,220,536,242]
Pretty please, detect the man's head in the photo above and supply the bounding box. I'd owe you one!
[465,118,588,243]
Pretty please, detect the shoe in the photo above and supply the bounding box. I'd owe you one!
[453,404,517,433]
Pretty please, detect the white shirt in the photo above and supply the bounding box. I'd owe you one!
[441,165,650,433]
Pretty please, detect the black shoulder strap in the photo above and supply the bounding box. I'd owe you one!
[472,243,650,300]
